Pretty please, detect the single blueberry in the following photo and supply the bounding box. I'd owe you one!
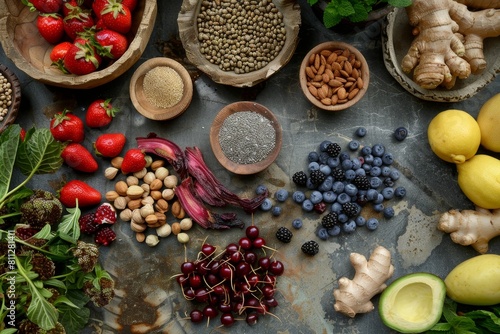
[309,191,323,204]
[317,228,329,240]
[323,191,337,203]
[306,178,316,190]
[342,220,357,233]
[318,177,333,192]
[302,199,314,212]
[275,189,289,202]
[348,140,360,151]
[332,181,345,194]
[383,207,395,219]
[337,193,351,204]
[381,187,395,200]
[370,176,382,189]
[361,146,372,156]
[292,218,303,229]
[319,140,332,152]
[372,157,383,167]
[382,153,394,165]
[389,169,400,180]
[373,193,385,204]
[384,177,395,187]
[366,218,379,231]
[344,183,358,197]
[338,213,348,223]
[366,189,379,201]
[327,157,340,168]
[319,164,332,176]
[364,154,374,165]
[372,144,385,157]
[362,163,372,172]
[256,184,268,195]
[381,166,391,177]
[355,216,366,226]
[292,191,306,203]
[394,127,408,141]
[271,206,282,216]
[331,202,342,213]
[339,152,350,162]
[344,169,356,181]
[308,151,319,162]
[351,158,362,170]
[327,225,341,236]
[373,203,384,212]
[370,166,382,177]
[355,168,366,176]
[341,159,353,170]
[319,152,330,164]
[394,186,406,198]
[308,161,320,171]
[355,127,367,137]
[260,198,272,211]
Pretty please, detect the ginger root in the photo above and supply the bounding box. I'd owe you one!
[403,0,500,89]
[438,207,500,254]
[333,246,394,318]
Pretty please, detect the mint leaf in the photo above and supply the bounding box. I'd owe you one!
[57,205,81,244]
[349,2,370,22]
[0,125,21,204]
[337,0,355,16]
[307,0,318,5]
[16,128,62,176]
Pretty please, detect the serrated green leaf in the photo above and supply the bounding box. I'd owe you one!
[15,128,63,176]
[58,290,90,333]
[57,205,81,245]
[323,7,342,28]
[349,2,370,22]
[0,125,21,204]
[337,0,355,16]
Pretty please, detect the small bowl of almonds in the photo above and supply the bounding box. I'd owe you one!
[0,64,22,133]
[299,41,369,111]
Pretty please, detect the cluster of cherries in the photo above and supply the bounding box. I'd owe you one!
[174,225,285,328]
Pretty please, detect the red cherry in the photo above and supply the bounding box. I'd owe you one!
[181,261,195,275]
[201,243,216,256]
[269,260,285,276]
[252,237,266,248]
[239,237,253,250]
[190,309,204,323]
[245,225,260,239]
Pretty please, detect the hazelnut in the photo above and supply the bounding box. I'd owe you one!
[145,234,160,247]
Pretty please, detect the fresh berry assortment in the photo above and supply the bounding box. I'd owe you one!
[175,225,284,328]
[23,0,136,75]
[79,203,117,246]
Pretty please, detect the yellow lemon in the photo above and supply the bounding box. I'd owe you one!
[477,93,500,152]
[427,109,481,164]
[457,154,500,209]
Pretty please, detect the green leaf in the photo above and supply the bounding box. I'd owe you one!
[53,295,79,309]
[337,0,355,16]
[32,224,53,240]
[58,290,90,333]
[57,205,81,244]
[307,0,318,5]
[0,329,18,334]
[388,0,413,7]
[43,278,67,290]
[26,294,59,331]
[429,322,453,331]
[15,128,63,176]
[349,2,370,22]
[0,125,21,204]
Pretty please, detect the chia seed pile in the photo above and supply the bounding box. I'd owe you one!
[256,126,408,249]
[219,111,276,164]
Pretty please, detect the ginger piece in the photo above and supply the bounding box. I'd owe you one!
[333,246,394,318]
[438,207,500,254]
[402,0,500,89]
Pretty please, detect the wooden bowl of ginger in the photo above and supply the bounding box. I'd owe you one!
[129,57,194,120]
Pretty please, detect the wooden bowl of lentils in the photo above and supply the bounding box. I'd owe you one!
[210,101,282,175]
[300,41,370,111]
[0,64,21,133]
[178,0,301,87]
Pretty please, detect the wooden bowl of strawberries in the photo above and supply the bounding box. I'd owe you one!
[0,0,157,89]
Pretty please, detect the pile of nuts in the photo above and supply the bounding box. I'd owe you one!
[304,47,364,106]
[0,72,13,122]
[104,156,193,247]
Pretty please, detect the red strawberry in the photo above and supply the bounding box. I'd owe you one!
[120,0,137,12]
[63,8,94,41]
[59,180,102,208]
[100,1,132,34]
[94,203,116,225]
[37,13,64,44]
[92,0,110,19]
[62,0,82,17]
[50,109,85,143]
[85,99,119,128]
[63,40,102,75]
[94,133,126,158]
[61,143,99,173]
[121,148,146,174]
[79,212,100,234]
[50,41,72,73]
[95,29,128,59]
[94,226,116,246]
[22,0,63,13]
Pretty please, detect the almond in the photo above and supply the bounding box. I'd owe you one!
[337,87,347,100]
[115,181,128,196]
[348,88,360,100]
[305,66,315,79]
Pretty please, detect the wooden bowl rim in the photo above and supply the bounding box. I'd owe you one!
[129,57,194,121]
[210,101,282,175]
[178,0,301,87]
[0,0,157,89]
[299,41,370,111]
[0,64,21,133]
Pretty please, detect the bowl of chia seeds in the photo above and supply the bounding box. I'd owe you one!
[210,101,282,175]
[178,0,301,87]
[129,57,194,120]
[0,64,21,133]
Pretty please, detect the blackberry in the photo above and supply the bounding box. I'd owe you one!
[276,227,293,243]
[342,202,359,217]
[292,171,308,186]
[326,143,341,157]
[309,170,326,185]
[331,168,345,181]
[301,240,319,256]
[352,175,370,190]
[321,212,338,228]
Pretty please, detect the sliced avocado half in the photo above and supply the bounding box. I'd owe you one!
[378,273,446,333]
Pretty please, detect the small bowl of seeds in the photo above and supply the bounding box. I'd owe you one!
[210,101,282,175]
[299,41,370,111]
[0,64,22,133]
[129,57,194,120]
